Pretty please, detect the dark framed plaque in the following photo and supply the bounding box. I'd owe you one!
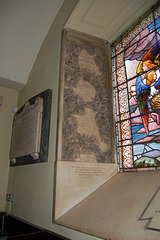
[10,89,52,166]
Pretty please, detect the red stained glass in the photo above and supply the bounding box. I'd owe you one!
[113,3,160,171]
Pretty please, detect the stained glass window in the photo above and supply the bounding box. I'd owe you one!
[112,3,160,172]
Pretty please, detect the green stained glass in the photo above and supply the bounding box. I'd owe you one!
[112,3,160,171]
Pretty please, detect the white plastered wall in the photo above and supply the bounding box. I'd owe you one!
[6,1,102,240]
[0,0,64,89]
[0,86,18,211]
[5,1,159,240]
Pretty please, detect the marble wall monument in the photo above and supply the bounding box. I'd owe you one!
[10,89,52,166]
[55,29,117,220]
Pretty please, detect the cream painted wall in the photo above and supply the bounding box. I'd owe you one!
[4,1,160,240]
[0,0,64,88]
[6,1,102,239]
[0,86,18,211]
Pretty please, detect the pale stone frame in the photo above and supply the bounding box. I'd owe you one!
[54,28,118,221]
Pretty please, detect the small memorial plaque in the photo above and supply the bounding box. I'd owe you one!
[10,97,43,162]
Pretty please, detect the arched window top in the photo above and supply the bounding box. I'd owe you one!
[112,3,160,172]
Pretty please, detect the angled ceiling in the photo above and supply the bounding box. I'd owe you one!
[66,0,158,43]
[0,0,64,91]
[0,0,158,91]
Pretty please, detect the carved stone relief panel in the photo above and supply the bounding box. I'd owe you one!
[57,28,115,163]
[55,29,117,220]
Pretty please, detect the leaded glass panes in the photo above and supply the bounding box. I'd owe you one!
[112,3,160,171]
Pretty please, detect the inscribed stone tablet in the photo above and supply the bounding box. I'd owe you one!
[10,97,43,160]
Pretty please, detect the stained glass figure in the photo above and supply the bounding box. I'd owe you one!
[112,4,160,171]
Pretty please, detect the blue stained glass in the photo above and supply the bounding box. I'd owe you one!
[113,3,160,171]
[132,124,144,134]
[148,17,160,31]
[132,129,147,143]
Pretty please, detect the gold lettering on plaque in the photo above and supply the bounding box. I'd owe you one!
[74,108,100,138]
[74,108,109,153]
[74,78,96,102]
[78,50,101,76]
[75,154,97,163]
